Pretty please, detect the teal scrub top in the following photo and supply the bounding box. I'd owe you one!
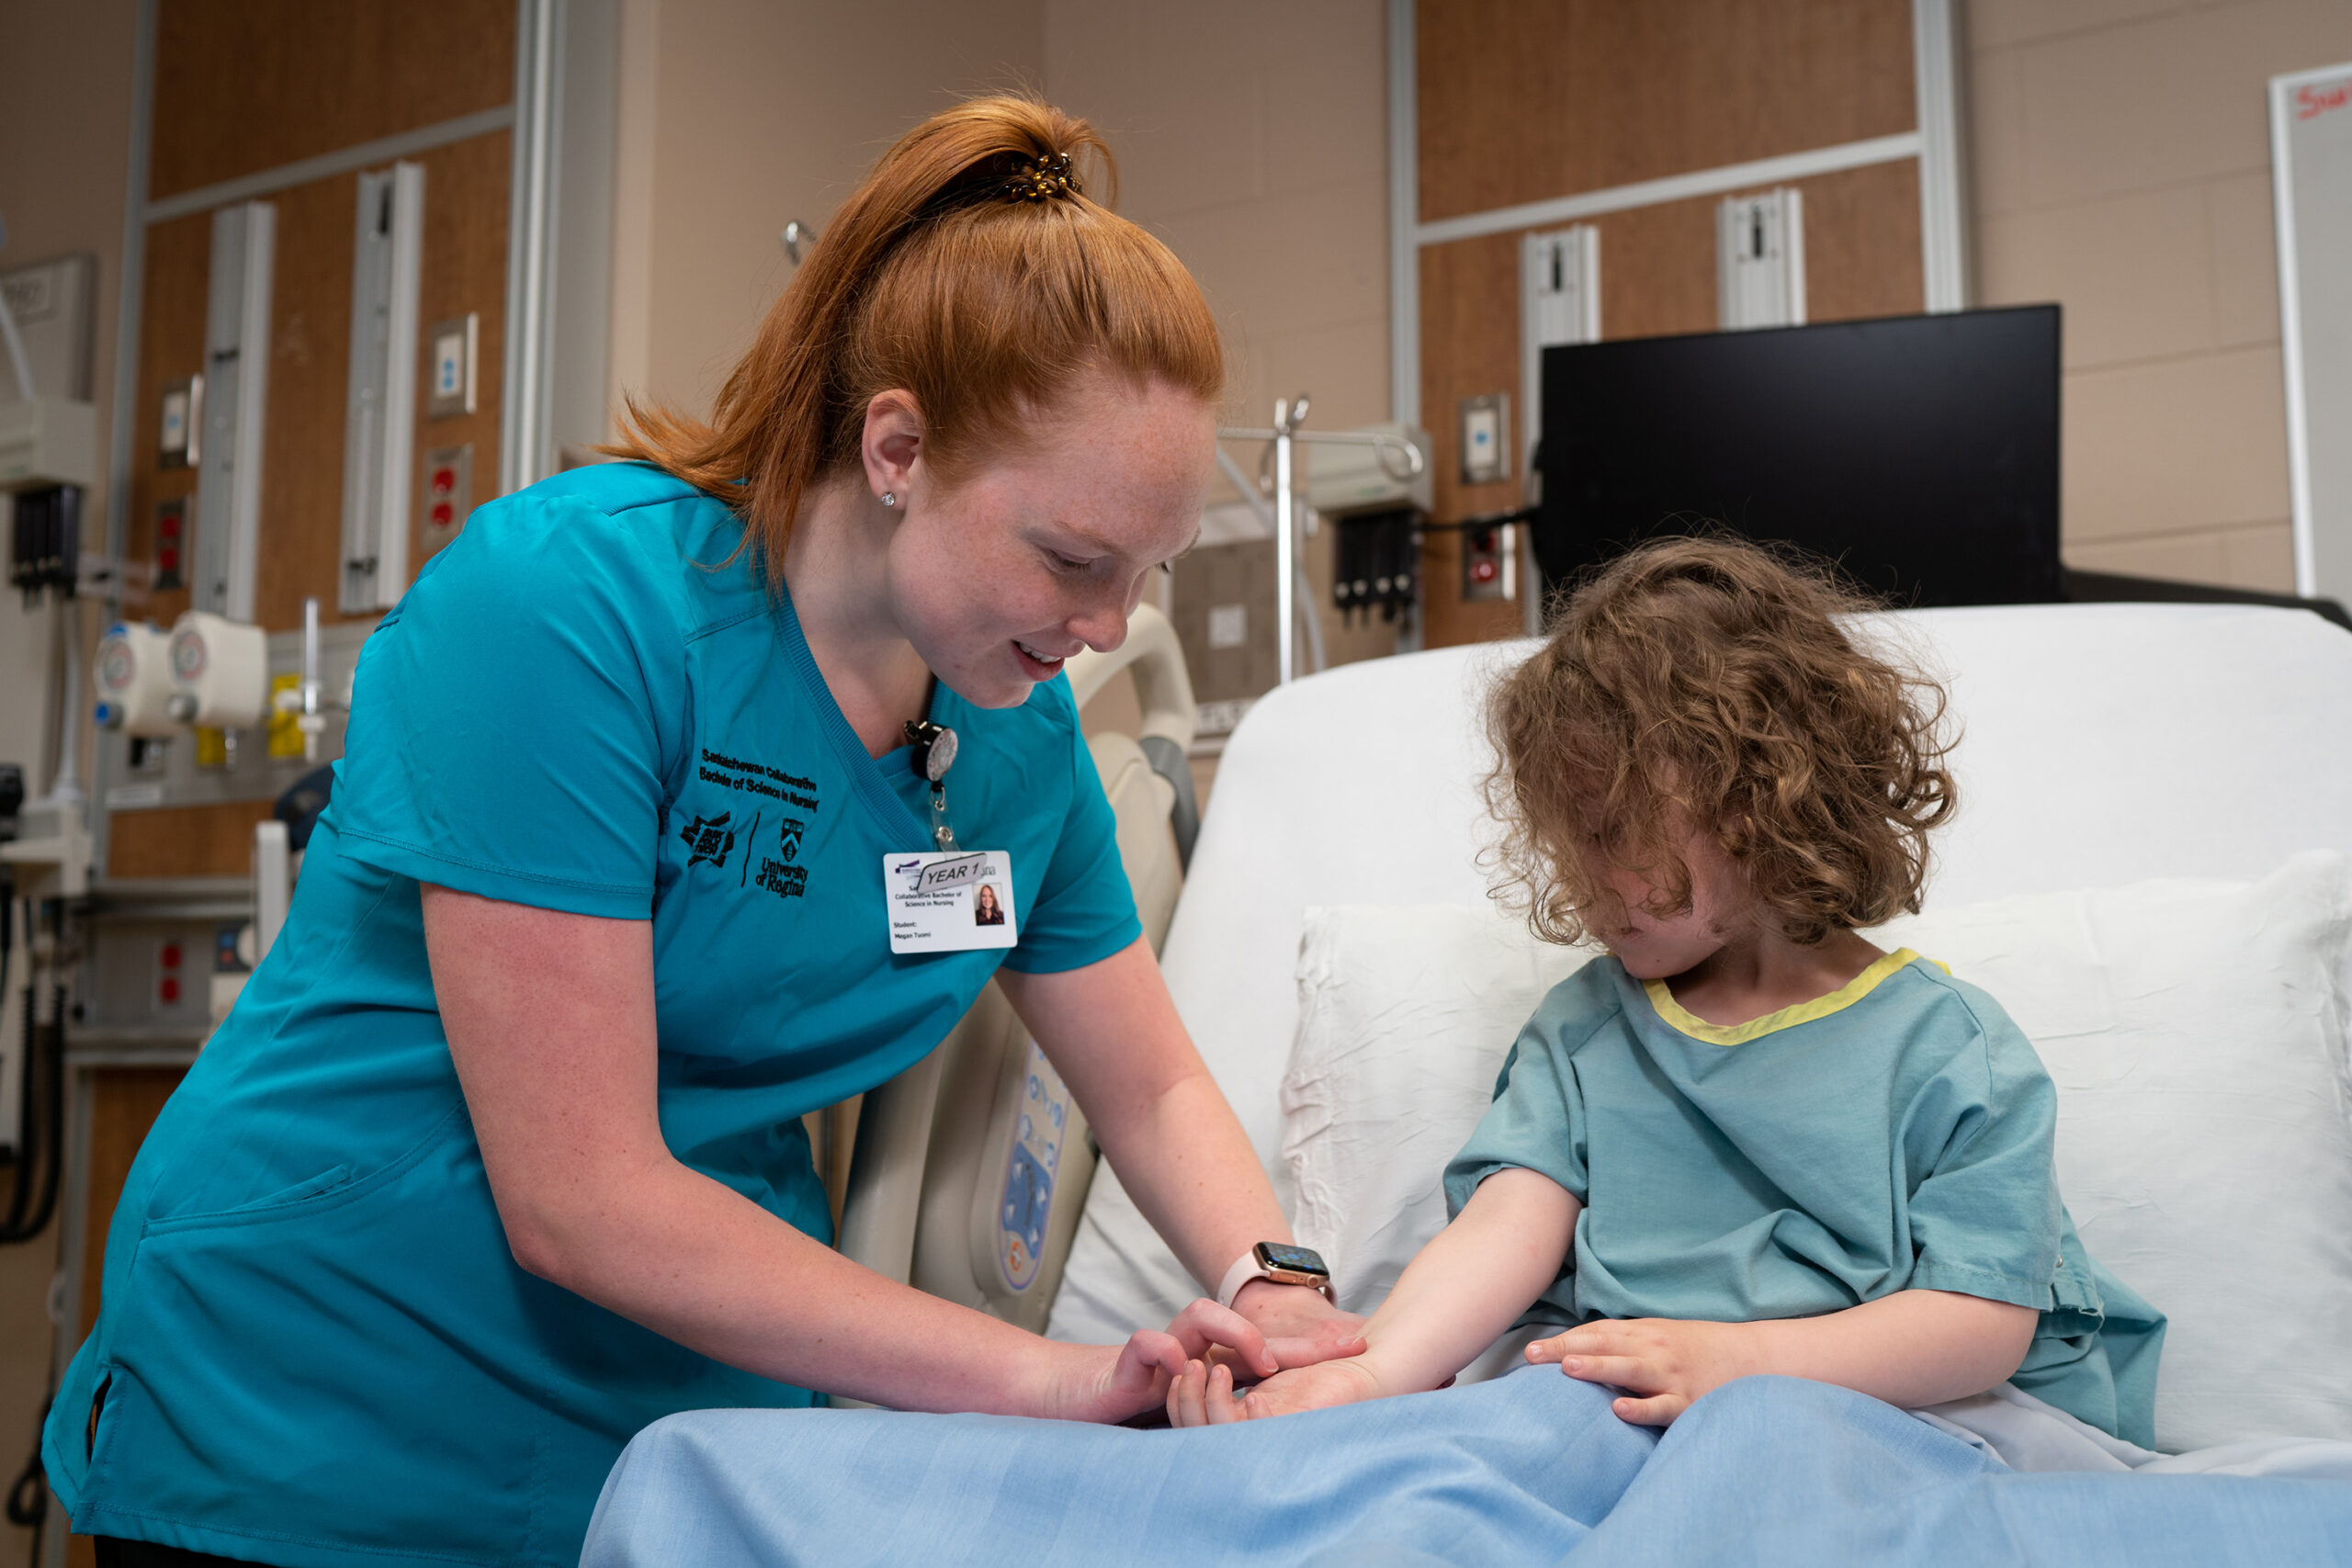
[43,463,1142,1567]
[1443,949,2169,1447]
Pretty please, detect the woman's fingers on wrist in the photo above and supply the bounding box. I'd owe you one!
[1172,1296,1276,1377]
[1119,1327,1186,1396]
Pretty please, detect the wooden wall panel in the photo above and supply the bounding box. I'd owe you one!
[150,0,514,201]
[107,801,277,879]
[1419,232,1523,526]
[74,1070,188,1349]
[1416,230,1543,648]
[122,130,510,640]
[251,169,362,632]
[65,1068,187,1568]
[408,130,511,571]
[1591,197,1719,341]
[1418,0,1915,223]
[122,211,209,631]
[1415,164,1921,649]
[1796,157,1924,323]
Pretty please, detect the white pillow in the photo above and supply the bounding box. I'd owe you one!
[1281,852,2352,1452]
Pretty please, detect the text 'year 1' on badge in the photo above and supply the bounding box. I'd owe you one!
[882,850,1018,954]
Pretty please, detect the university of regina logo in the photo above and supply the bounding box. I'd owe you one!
[755,816,810,901]
[679,811,736,871]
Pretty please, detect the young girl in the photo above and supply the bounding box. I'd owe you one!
[1170,536,2166,1443]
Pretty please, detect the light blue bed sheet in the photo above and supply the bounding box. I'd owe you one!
[582,1370,2352,1567]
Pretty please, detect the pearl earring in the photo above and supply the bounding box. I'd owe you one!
[882,491,898,508]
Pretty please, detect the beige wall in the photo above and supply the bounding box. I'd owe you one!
[1968,0,2352,590]
[606,0,1048,424]
[0,5,136,1552]
[1046,0,1394,669]
[0,0,134,805]
[604,0,1396,667]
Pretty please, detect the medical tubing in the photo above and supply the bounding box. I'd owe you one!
[0,898,63,1245]
[1,898,27,1239]
[4,1388,47,1540]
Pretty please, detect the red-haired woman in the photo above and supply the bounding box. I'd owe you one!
[50,98,1359,1568]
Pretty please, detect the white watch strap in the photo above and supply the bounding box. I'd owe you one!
[1216,1249,1265,1311]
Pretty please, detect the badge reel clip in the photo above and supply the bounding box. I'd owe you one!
[905,719,958,851]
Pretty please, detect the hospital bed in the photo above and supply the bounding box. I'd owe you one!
[586,600,2352,1565]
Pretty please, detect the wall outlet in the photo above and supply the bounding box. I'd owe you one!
[1461,522,1515,601]
[1458,392,1510,485]
[427,313,478,418]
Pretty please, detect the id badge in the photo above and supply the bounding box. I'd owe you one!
[883,850,1018,954]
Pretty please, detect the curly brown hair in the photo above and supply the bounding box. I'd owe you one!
[1483,536,1957,948]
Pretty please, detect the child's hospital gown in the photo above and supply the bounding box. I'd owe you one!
[1443,948,2167,1447]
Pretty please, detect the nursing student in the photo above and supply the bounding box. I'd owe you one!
[46,97,1363,1567]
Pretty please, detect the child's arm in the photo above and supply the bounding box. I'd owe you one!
[1169,1168,1580,1425]
[1527,1289,2038,1426]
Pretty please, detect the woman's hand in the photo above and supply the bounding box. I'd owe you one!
[1527,1317,1760,1426]
[1038,1298,1287,1425]
[1167,1351,1390,1427]
[1231,1280,1368,1370]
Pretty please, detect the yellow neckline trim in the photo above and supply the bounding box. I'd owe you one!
[1643,948,1928,1046]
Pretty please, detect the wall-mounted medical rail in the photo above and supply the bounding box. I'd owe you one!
[1217,404,1425,685]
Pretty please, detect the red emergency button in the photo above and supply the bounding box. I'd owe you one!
[432,502,455,527]
[161,942,183,969]
[1472,558,1498,583]
[431,467,458,497]
[159,976,181,1004]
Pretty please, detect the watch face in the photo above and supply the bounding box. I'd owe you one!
[1257,1242,1329,1276]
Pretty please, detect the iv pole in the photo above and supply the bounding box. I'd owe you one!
[1217,398,1425,685]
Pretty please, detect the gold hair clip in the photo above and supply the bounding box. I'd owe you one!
[1000,151,1080,203]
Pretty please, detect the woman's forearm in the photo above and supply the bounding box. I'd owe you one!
[515,1145,1078,1415]
[426,886,1107,1418]
[1741,1289,2038,1408]
[1091,1068,1295,1291]
[1353,1168,1580,1394]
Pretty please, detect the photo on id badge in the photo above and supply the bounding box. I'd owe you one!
[885,850,1019,954]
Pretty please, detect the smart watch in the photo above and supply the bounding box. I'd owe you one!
[1217,1242,1335,1308]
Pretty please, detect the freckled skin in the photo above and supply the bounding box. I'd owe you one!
[884,374,1215,709]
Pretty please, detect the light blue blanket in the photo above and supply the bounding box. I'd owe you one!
[582,1371,2352,1567]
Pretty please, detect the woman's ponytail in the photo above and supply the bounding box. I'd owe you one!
[609,96,1219,584]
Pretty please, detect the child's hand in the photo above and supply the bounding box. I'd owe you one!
[1166,1352,1389,1427]
[1527,1317,1759,1426]
[1041,1298,1286,1424]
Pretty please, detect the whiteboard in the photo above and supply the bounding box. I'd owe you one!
[2274,63,2352,602]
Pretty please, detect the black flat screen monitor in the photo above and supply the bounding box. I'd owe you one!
[1532,305,2062,606]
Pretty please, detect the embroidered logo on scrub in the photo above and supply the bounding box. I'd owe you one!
[697,748,820,812]
[680,812,737,870]
[688,748,823,900]
[755,818,809,901]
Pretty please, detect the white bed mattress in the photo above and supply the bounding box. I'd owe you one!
[1047,603,2352,1345]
